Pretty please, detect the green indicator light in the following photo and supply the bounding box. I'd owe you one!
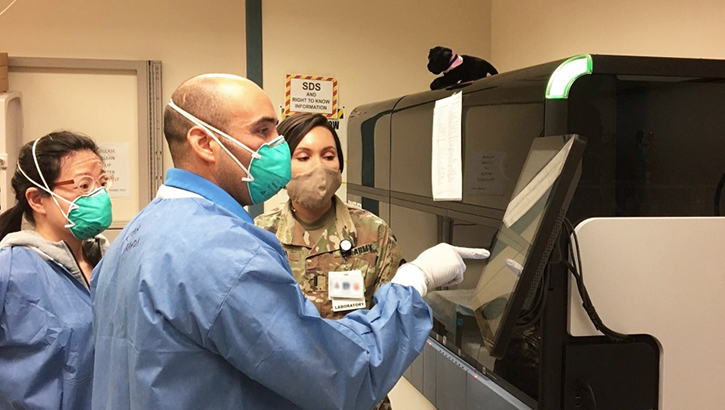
[546,55,593,99]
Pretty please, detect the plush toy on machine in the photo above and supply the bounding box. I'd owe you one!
[427,46,498,90]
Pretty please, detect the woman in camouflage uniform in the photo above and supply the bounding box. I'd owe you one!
[255,113,402,409]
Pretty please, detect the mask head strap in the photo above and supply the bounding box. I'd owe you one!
[17,138,78,227]
[168,99,266,183]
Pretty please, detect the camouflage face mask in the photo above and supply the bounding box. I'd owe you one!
[286,164,342,210]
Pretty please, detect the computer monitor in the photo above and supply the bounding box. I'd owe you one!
[471,134,586,359]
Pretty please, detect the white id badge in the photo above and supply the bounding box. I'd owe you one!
[328,270,365,299]
[331,297,367,312]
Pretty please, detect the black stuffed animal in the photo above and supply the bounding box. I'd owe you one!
[427,46,498,90]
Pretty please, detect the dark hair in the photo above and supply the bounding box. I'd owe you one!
[0,131,101,240]
[277,113,344,172]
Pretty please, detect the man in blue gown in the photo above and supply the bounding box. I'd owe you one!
[91,73,489,410]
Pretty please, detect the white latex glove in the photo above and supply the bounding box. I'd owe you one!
[391,243,490,296]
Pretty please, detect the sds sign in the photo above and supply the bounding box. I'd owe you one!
[286,74,338,116]
[302,82,321,91]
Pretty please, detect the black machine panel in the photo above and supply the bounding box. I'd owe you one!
[567,73,725,221]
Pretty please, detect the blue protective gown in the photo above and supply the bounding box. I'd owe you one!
[91,169,433,410]
[0,235,97,409]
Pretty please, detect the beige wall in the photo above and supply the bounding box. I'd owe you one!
[263,0,492,110]
[491,0,725,72]
[0,0,246,219]
[0,0,247,191]
[5,0,725,173]
[262,0,493,210]
[1,0,492,213]
[0,0,246,105]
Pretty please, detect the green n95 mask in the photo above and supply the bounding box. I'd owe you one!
[62,188,114,240]
[168,100,291,204]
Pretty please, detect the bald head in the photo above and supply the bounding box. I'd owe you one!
[163,74,264,165]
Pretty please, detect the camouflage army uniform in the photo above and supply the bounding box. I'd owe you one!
[255,196,402,410]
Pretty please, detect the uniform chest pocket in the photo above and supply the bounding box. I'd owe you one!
[285,249,302,262]
[283,248,309,284]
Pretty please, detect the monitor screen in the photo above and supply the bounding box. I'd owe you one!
[471,134,586,359]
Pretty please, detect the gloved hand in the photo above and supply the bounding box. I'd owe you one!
[391,243,490,296]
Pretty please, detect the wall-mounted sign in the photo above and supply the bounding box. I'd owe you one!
[284,74,339,118]
[97,142,130,198]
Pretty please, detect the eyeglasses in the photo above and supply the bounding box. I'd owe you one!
[54,173,113,195]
